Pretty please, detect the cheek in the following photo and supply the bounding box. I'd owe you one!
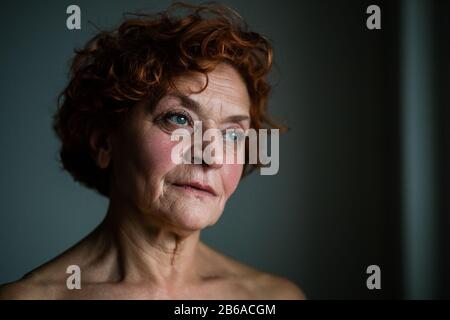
[221,163,243,197]
[137,130,178,178]
[113,126,177,194]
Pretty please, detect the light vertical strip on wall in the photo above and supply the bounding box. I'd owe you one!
[401,0,439,299]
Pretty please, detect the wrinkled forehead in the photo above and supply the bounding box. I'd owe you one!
[170,63,251,120]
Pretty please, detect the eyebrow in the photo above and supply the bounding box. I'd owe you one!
[168,92,250,125]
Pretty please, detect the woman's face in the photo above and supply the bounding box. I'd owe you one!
[109,63,251,234]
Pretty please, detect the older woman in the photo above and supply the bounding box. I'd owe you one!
[0,3,304,299]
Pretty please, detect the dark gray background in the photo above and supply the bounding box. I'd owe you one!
[0,0,448,299]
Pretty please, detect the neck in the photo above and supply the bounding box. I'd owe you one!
[90,198,203,289]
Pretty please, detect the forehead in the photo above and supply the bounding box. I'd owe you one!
[171,63,251,118]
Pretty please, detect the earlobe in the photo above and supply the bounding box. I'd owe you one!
[90,130,112,169]
[97,148,111,169]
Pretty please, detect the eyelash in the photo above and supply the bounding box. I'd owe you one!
[223,128,246,143]
[157,109,194,128]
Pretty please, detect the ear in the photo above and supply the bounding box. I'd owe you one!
[89,129,112,169]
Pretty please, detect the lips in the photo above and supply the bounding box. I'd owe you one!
[172,181,217,196]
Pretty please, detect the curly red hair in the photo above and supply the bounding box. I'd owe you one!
[53,2,286,197]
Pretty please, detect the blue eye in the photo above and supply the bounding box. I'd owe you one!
[168,113,189,126]
[224,129,245,142]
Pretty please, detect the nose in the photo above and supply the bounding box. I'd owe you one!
[190,121,223,169]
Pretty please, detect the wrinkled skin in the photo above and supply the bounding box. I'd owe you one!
[0,63,305,300]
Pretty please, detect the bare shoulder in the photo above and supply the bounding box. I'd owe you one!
[0,254,75,300]
[200,243,306,300]
[252,272,307,300]
[0,275,52,300]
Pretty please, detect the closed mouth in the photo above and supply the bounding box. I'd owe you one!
[172,181,217,196]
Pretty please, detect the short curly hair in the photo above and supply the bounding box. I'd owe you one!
[53,2,286,198]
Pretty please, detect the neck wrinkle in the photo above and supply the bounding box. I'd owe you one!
[99,200,202,288]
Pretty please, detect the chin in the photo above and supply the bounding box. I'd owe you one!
[168,203,222,233]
